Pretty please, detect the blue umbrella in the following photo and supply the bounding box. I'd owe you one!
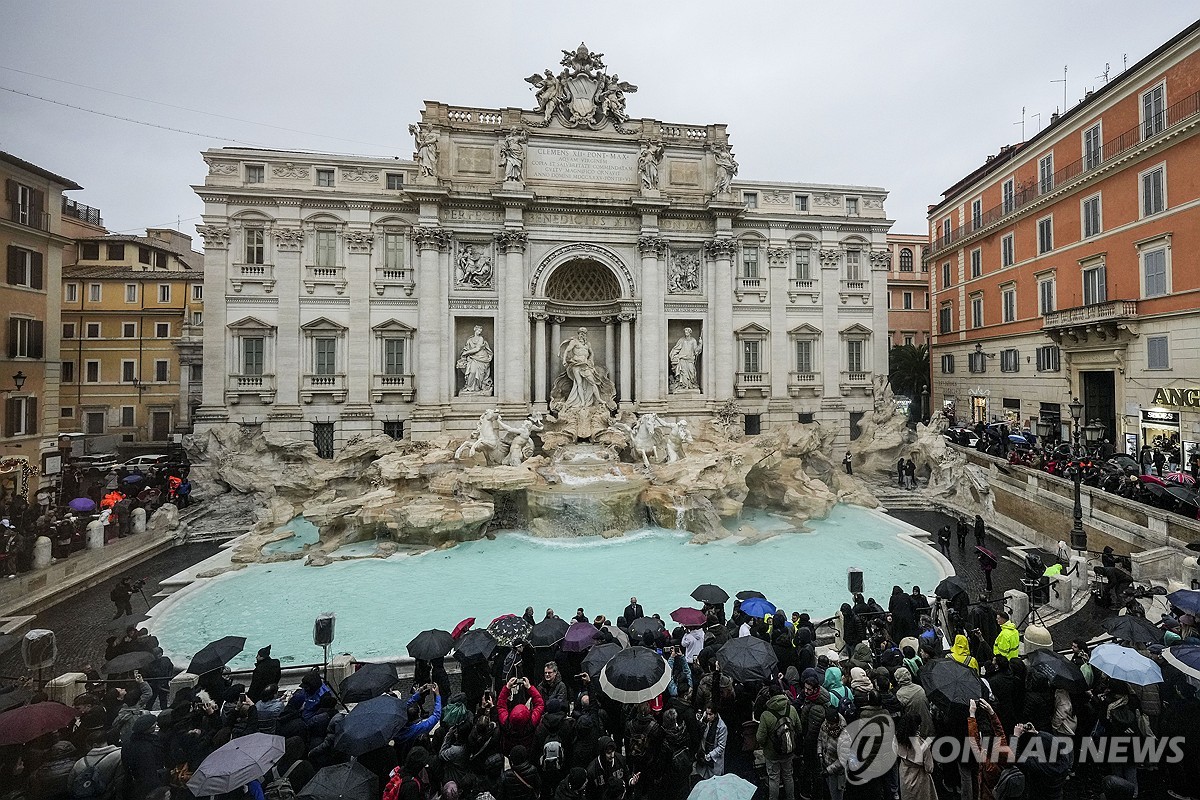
[123,474,145,484]
[687,774,757,800]
[739,596,776,618]
[1089,643,1162,686]
[1008,434,1030,445]
[1162,645,1200,681]
[67,497,96,512]
[1167,589,1200,616]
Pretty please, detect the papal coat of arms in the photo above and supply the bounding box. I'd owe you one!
[525,43,638,133]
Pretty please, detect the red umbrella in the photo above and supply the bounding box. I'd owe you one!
[451,617,475,640]
[670,607,707,627]
[1139,474,1167,486]
[1165,471,1196,486]
[0,701,77,746]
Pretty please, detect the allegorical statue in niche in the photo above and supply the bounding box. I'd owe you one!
[551,327,617,413]
[409,123,438,177]
[500,128,527,182]
[669,328,703,392]
[712,143,738,195]
[456,325,493,396]
[638,140,663,190]
[456,244,493,288]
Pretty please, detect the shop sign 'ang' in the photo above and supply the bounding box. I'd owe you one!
[1151,386,1200,408]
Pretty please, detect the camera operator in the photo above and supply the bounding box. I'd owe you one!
[109,577,136,619]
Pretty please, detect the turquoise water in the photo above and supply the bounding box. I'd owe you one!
[151,504,942,668]
[260,517,321,554]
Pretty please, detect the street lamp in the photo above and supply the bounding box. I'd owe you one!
[12,371,26,391]
[1035,417,1053,441]
[1065,401,1099,554]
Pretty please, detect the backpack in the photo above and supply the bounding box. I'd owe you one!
[771,709,798,757]
[540,736,564,772]
[831,688,857,721]
[381,768,421,800]
[993,765,1026,799]
[628,729,650,759]
[71,754,109,799]
[263,762,299,800]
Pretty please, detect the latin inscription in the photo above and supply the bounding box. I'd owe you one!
[527,211,638,229]
[527,145,637,184]
[444,208,503,222]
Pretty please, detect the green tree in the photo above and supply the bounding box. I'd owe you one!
[888,343,930,399]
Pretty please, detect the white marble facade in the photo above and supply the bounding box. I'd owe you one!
[193,45,893,451]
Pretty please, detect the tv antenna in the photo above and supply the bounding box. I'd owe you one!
[1051,65,1068,113]
[1097,63,1111,84]
[1013,106,1026,140]
[1031,112,1042,133]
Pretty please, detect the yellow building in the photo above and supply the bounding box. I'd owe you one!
[2,151,85,500]
[60,228,204,443]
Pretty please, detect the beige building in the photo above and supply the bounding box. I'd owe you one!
[59,228,204,443]
[885,232,930,348]
[2,151,84,499]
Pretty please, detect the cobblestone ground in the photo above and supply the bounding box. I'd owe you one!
[0,542,220,680]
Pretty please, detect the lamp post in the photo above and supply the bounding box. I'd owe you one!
[1065,397,1099,553]
[12,371,26,391]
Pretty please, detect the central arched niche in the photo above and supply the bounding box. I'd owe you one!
[544,259,622,303]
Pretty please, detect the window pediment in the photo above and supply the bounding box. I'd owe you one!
[372,319,415,335]
[300,316,347,333]
[789,323,821,337]
[839,322,872,336]
[735,322,770,338]
[228,316,275,332]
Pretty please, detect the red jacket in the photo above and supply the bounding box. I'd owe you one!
[497,685,544,755]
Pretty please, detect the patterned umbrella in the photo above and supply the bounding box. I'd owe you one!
[486,615,532,647]
[1165,471,1196,486]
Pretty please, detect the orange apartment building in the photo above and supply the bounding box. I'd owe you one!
[927,20,1200,459]
[886,232,930,348]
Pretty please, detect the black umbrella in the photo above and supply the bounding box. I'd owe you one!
[406,629,454,661]
[717,636,779,683]
[629,617,666,639]
[0,685,32,713]
[187,635,246,676]
[1102,615,1164,645]
[691,584,729,605]
[581,642,623,680]
[736,590,767,601]
[298,761,378,800]
[187,732,285,796]
[1025,649,1088,692]
[934,576,969,600]
[453,629,498,663]
[486,615,532,647]
[338,663,399,704]
[101,650,156,675]
[529,617,570,648]
[599,646,671,703]
[920,658,983,710]
[335,694,406,756]
[1165,485,1200,507]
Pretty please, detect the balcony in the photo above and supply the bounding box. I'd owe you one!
[839,279,871,305]
[839,370,872,397]
[787,278,819,304]
[735,276,768,303]
[787,371,821,398]
[735,371,770,398]
[7,202,48,231]
[304,265,346,294]
[226,373,275,405]
[62,198,102,226]
[301,373,346,404]
[1043,300,1138,346]
[374,266,416,297]
[231,263,275,293]
[372,373,416,403]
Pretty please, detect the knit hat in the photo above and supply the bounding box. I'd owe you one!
[1020,624,1054,655]
[509,744,529,766]
[801,667,819,686]
[899,636,920,655]
[257,645,272,658]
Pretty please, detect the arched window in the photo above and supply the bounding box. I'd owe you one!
[899,248,914,271]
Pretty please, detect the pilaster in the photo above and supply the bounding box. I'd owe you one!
[637,234,667,409]
[705,238,736,400]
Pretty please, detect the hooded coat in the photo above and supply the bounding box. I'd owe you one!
[950,635,980,671]
[889,587,918,641]
[122,714,165,800]
[756,693,802,761]
[823,666,853,715]
[894,667,933,737]
[497,685,545,755]
[28,740,77,800]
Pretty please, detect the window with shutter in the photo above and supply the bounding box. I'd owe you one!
[7,246,21,285]
[30,251,42,289]
[1147,336,1170,370]
[30,320,43,358]
[24,397,36,436]
[7,318,18,358]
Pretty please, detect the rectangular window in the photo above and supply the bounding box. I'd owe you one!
[941,262,951,288]
[1037,216,1053,254]
[1084,123,1102,170]
[1143,247,1168,298]
[246,164,265,183]
[794,194,809,212]
[120,406,135,427]
[81,242,99,260]
[124,284,137,303]
[1002,286,1016,323]
[386,173,404,190]
[61,406,73,418]
[903,291,913,310]
[313,422,335,459]
[903,334,915,346]
[742,339,761,373]
[846,340,864,373]
[1143,83,1166,138]
[315,337,337,375]
[315,230,337,267]
[1082,194,1102,238]
[6,246,43,288]
[384,233,404,270]
[1002,178,1015,214]
[743,192,758,209]
[245,229,265,264]
[1038,277,1056,315]
[939,304,952,334]
[971,198,982,229]
[7,317,44,358]
[189,363,202,382]
[107,243,125,261]
[383,420,404,440]
[742,246,759,278]
[157,284,171,303]
[155,251,167,269]
[941,218,950,243]
[941,354,955,374]
[1001,233,1014,267]
[192,310,203,325]
[86,322,100,338]
[794,248,811,280]
[1036,345,1061,372]
[846,250,861,281]
[122,322,136,338]
[62,323,75,339]
[970,248,982,279]
[155,359,169,382]
[85,410,104,433]
[970,295,983,328]
[65,283,78,303]
[1000,349,1019,373]
[85,361,99,382]
[61,361,74,382]
[383,339,406,375]
[1141,165,1165,217]
[1147,335,1170,370]
[4,396,36,437]
[192,284,203,301]
[795,340,813,373]
[156,322,170,338]
[243,337,265,375]
[121,360,136,382]
[1039,154,1054,194]
[969,351,986,374]
[1083,264,1107,305]
[845,198,859,216]
[316,168,335,187]
[138,246,151,265]
[88,283,101,302]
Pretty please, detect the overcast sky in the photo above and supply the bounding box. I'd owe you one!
[2,2,1196,242]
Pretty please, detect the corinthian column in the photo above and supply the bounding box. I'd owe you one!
[495,230,529,407]
[413,226,449,407]
[637,235,667,407]
[705,238,736,399]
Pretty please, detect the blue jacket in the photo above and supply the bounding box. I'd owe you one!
[395,693,442,746]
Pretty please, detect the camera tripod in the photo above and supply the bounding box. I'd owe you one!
[1020,578,1051,628]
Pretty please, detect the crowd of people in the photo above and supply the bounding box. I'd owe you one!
[2,572,1200,800]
